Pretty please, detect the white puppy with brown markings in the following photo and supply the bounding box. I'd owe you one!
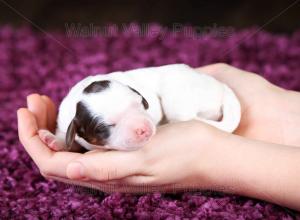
[39,64,241,151]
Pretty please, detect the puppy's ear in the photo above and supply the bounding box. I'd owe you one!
[66,118,78,149]
[141,96,149,110]
[128,86,149,109]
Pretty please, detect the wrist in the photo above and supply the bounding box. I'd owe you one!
[195,131,261,195]
[197,132,300,209]
[193,125,238,191]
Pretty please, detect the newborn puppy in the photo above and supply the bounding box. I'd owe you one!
[39,64,241,151]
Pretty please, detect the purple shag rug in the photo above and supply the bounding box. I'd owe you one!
[1,24,300,219]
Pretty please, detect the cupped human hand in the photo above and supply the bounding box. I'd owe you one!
[17,94,133,192]
[18,94,227,193]
[65,119,225,192]
[196,63,300,146]
[17,63,300,194]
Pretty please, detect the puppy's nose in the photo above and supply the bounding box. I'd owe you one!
[134,124,152,141]
[135,127,148,137]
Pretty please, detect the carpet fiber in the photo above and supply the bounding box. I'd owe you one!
[1,25,300,219]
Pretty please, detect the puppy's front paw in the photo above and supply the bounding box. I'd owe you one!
[38,129,66,151]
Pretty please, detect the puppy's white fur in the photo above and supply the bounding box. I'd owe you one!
[55,64,241,150]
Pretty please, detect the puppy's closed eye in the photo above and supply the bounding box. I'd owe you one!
[95,127,105,134]
[94,124,110,138]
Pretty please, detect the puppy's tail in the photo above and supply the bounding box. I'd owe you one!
[200,85,241,133]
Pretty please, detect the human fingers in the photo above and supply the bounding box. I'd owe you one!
[195,63,268,89]
[47,175,170,193]
[195,63,249,79]
[195,63,232,75]
[17,108,53,167]
[41,95,57,133]
[66,150,145,181]
[17,108,81,177]
[27,94,47,129]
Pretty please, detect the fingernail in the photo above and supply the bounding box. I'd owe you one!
[67,162,85,179]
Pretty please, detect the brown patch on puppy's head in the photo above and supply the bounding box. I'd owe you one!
[66,101,111,148]
[83,80,111,94]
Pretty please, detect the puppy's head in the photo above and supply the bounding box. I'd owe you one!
[66,80,156,151]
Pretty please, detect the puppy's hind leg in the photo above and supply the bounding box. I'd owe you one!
[196,107,223,121]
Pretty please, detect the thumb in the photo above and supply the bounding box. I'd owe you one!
[66,150,144,181]
[195,63,256,83]
[194,63,230,75]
